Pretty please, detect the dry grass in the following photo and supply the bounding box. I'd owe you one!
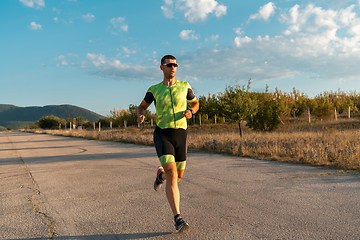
[24,118,360,171]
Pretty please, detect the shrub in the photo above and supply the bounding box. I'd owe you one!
[37,115,61,129]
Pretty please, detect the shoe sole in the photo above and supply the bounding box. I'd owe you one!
[154,179,163,191]
[176,222,189,233]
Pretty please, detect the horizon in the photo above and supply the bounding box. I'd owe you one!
[2,0,360,116]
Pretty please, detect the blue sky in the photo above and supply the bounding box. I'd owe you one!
[1,0,360,116]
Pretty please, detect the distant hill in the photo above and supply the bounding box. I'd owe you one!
[0,104,104,130]
[0,104,20,113]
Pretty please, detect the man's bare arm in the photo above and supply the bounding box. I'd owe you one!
[183,100,199,119]
[137,101,150,124]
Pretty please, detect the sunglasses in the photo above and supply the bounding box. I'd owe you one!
[162,63,178,68]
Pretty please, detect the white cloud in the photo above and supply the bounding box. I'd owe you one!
[175,4,360,82]
[20,0,45,9]
[161,0,174,18]
[86,53,159,80]
[175,3,360,82]
[215,4,227,18]
[54,55,65,60]
[30,22,42,30]
[54,18,58,23]
[206,34,219,41]
[109,17,128,32]
[61,60,68,66]
[161,0,227,23]
[82,13,95,23]
[122,47,137,55]
[349,21,360,35]
[249,2,276,22]
[76,2,360,85]
[281,4,345,35]
[234,36,252,47]
[338,5,356,26]
[233,27,244,35]
[179,30,200,40]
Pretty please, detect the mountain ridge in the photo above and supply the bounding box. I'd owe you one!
[0,104,104,130]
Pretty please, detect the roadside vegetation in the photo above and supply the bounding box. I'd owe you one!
[24,118,360,171]
[23,81,360,171]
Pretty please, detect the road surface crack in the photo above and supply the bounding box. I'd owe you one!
[7,134,56,239]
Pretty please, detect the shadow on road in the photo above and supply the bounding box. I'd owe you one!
[7,231,173,240]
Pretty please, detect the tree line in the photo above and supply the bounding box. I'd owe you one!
[35,79,360,133]
[197,79,359,134]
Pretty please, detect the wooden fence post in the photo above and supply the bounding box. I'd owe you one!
[293,109,296,124]
[334,108,337,121]
[307,107,311,123]
[214,114,217,124]
[99,122,101,131]
[348,106,351,119]
[151,118,153,127]
[124,121,127,129]
[59,124,61,130]
[110,121,112,129]
[199,114,201,126]
[223,117,225,123]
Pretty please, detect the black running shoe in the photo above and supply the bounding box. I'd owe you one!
[175,217,189,233]
[154,166,164,191]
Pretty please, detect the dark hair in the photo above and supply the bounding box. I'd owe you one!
[161,55,176,65]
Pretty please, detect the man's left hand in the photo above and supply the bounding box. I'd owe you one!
[183,110,193,119]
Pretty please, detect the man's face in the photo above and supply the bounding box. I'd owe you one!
[160,58,177,78]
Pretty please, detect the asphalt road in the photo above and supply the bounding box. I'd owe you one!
[1,131,360,240]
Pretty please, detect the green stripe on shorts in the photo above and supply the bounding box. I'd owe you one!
[176,161,186,170]
[159,155,187,170]
[159,155,175,165]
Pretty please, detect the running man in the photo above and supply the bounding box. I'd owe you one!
[137,55,199,233]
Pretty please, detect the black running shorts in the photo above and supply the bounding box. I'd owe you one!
[153,126,187,169]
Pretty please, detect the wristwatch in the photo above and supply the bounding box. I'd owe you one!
[190,109,195,115]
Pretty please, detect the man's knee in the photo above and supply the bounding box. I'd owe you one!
[163,163,178,179]
[165,168,178,177]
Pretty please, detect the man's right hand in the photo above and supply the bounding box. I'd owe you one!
[137,115,145,124]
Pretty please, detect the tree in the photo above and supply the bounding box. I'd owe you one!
[197,93,220,123]
[246,92,282,131]
[37,115,61,129]
[219,79,257,136]
[109,104,153,127]
[312,93,334,119]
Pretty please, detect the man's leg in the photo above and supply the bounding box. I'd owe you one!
[158,159,189,232]
[161,161,180,216]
